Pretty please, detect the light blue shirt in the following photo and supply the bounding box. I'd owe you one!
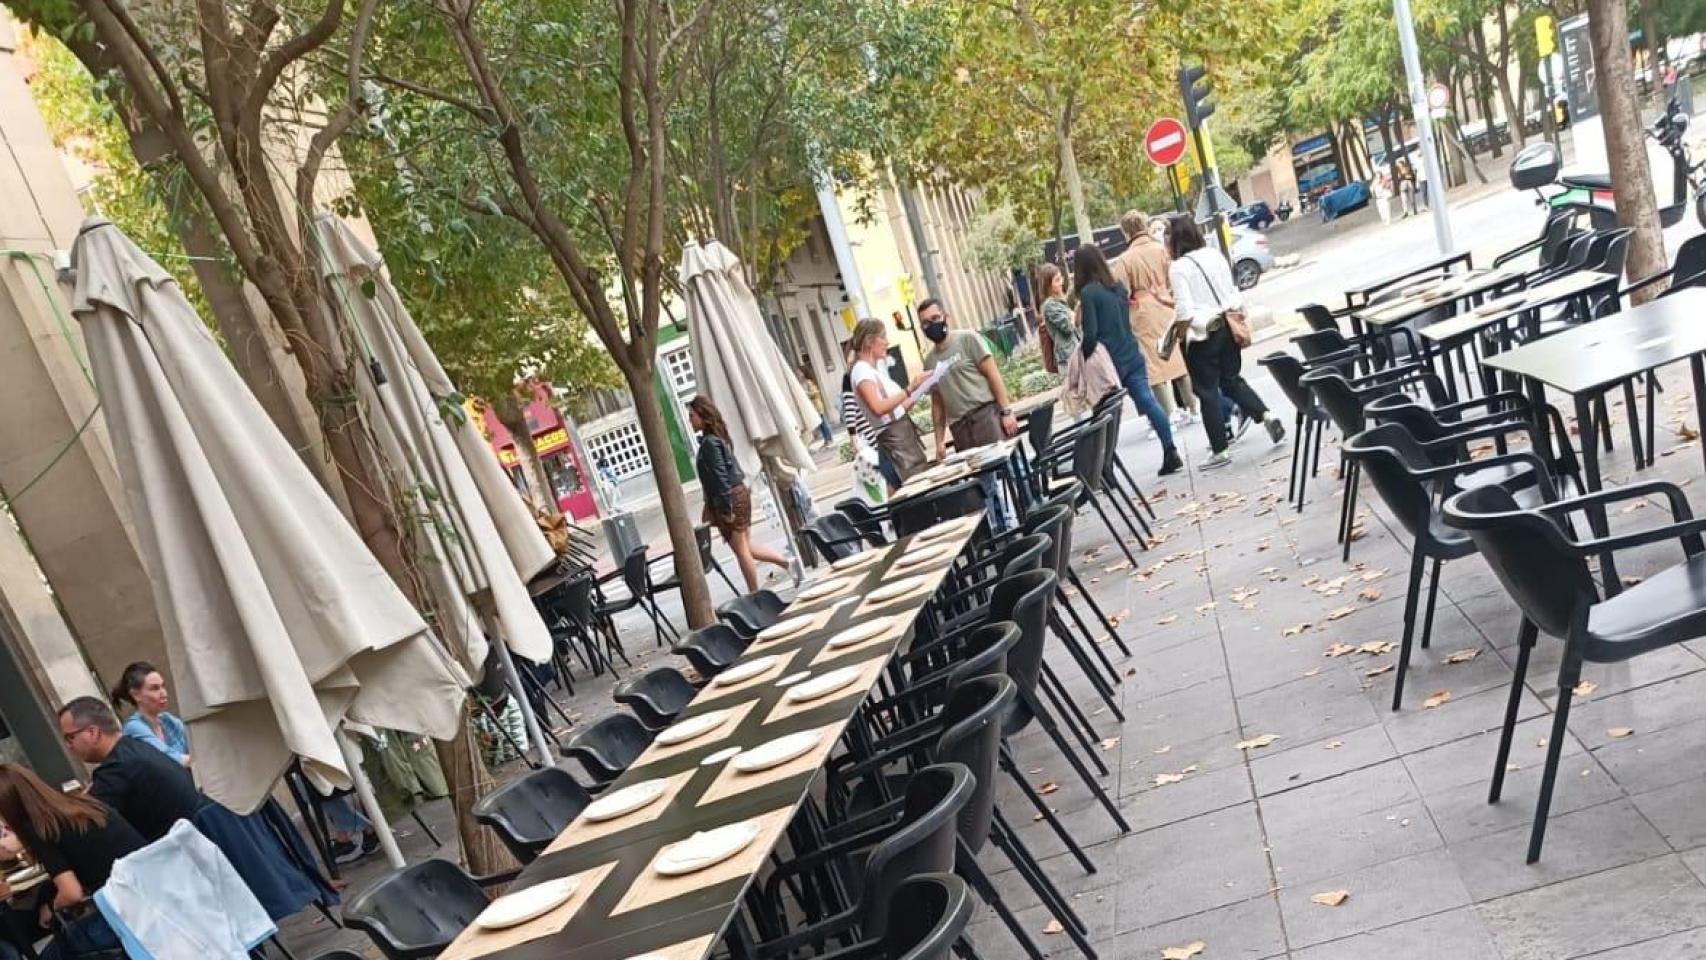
[123,710,190,764]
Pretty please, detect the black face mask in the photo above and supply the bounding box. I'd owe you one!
[923,320,949,342]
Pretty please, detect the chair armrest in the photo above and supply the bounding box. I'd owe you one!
[1566,514,1706,558]
[1539,480,1697,526]
[1413,420,1536,453]
[1410,452,1556,493]
[1621,267,1674,300]
[1493,237,1545,269]
[473,868,522,887]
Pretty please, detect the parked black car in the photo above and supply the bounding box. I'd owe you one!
[1228,201,1274,231]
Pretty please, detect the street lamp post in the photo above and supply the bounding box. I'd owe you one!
[1394,0,1456,255]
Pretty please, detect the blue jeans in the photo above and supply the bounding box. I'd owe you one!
[1121,364,1175,451]
[41,911,121,960]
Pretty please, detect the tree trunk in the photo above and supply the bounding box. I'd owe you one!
[1494,2,1529,147]
[1588,0,1667,298]
[1472,30,1503,157]
[1057,126,1094,242]
[1643,0,1665,106]
[492,395,561,519]
[625,364,714,627]
[432,708,519,876]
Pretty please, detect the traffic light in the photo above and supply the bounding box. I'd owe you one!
[1178,65,1214,129]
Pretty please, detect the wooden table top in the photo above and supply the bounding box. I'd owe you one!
[443,514,984,960]
[889,439,1019,504]
[1481,288,1706,395]
[1356,267,1525,328]
[1419,270,1620,345]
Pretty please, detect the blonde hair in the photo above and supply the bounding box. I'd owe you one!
[849,318,888,357]
[1119,209,1149,240]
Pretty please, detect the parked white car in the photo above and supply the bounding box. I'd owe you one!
[1230,226,1274,291]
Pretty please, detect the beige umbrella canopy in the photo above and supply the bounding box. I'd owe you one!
[681,240,819,476]
[71,218,468,813]
[313,213,555,671]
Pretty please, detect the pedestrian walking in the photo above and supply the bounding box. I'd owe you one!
[1073,243,1183,476]
[1398,160,1418,218]
[1039,263,1116,418]
[847,318,931,482]
[797,364,834,448]
[1109,210,1201,429]
[1372,172,1393,225]
[1165,215,1286,470]
[689,396,790,591]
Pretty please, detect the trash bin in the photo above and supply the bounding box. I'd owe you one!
[602,510,642,569]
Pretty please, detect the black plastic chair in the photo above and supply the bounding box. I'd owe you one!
[308,952,368,960]
[694,524,739,595]
[1492,209,1573,270]
[815,873,973,960]
[1444,480,1706,863]
[1627,233,1706,301]
[471,765,592,863]
[612,665,697,730]
[673,622,749,677]
[1034,415,1142,569]
[342,859,518,960]
[1342,423,1554,709]
[1258,352,1333,511]
[890,477,987,539]
[559,712,654,788]
[753,764,973,958]
[608,547,679,648]
[718,589,787,640]
[834,498,890,548]
[804,514,870,563]
[561,573,629,675]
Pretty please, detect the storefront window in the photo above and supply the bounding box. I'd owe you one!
[542,452,586,501]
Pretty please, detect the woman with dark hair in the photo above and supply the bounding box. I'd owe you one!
[1073,244,1181,475]
[689,396,789,590]
[111,662,189,768]
[0,764,142,960]
[1165,215,1284,470]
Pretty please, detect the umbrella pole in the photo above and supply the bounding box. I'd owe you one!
[756,466,805,583]
[491,628,555,766]
[336,729,407,869]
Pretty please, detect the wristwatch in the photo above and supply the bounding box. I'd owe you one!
[997,407,1012,416]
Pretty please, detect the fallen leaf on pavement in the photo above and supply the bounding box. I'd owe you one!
[1325,740,1345,750]
[1161,942,1207,960]
[1361,568,1389,582]
[1444,648,1481,664]
[1037,781,1059,795]
[1621,576,1644,586]
[1423,690,1452,709]
[1043,919,1065,935]
[1358,640,1394,655]
[1310,890,1351,907]
[1681,423,1701,442]
[1157,614,1179,626]
[1100,737,1121,751]
[1283,622,1310,637]
[1573,680,1598,697]
[1358,587,1383,602]
[1365,663,1395,677]
[1236,734,1281,751]
[1326,605,1357,621]
[1153,745,1172,754]
[1607,727,1634,739]
[1302,667,1323,677]
[1110,608,1131,627]
[1195,601,1217,613]
[1325,643,1357,657]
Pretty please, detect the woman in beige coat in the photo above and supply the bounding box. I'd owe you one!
[1109,210,1197,425]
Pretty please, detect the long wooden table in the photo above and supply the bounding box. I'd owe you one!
[1343,251,1474,312]
[440,514,984,960]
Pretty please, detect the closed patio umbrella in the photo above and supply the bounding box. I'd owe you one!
[71,217,467,815]
[313,213,556,761]
[681,240,819,477]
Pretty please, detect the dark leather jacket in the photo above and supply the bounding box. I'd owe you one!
[695,433,745,511]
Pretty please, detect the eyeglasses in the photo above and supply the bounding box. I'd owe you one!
[61,726,91,743]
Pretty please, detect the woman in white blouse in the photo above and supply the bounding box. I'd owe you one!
[1164,215,1285,469]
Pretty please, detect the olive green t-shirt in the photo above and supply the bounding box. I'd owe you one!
[925,329,995,421]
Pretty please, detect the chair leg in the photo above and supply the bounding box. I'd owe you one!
[993,808,1087,932]
[1050,609,1123,707]
[1622,379,1646,467]
[1030,691,1130,832]
[1391,545,1428,711]
[957,841,1048,960]
[1039,666,1109,776]
[1001,747,1098,874]
[1528,650,1583,864]
[1419,558,1442,650]
[1309,416,1325,479]
[1085,492,1143,570]
[1489,618,1538,804]
[1112,455,1158,520]
[1100,478,1153,549]
[1287,411,1304,507]
[1065,570,1132,660]
[1341,461,1360,563]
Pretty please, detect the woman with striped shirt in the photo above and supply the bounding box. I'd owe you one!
[840,367,902,491]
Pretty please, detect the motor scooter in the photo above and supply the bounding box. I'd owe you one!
[1508,95,1705,230]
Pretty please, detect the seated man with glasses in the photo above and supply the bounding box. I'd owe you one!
[56,698,199,844]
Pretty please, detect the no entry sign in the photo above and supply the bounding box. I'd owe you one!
[1144,118,1189,167]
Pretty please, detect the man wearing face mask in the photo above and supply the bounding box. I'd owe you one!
[918,298,1019,462]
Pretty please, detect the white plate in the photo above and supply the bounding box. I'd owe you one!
[893,543,955,570]
[826,619,893,650]
[757,614,815,643]
[475,876,580,929]
[654,819,762,877]
[700,746,742,767]
[712,654,780,687]
[796,576,852,602]
[916,520,969,543]
[654,709,731,747]
[776,670,811,687]
[731,730,822,773]
[831,550,885,572]
[866,575,929,603]
[581,778,670,822]
[783,665,863,704]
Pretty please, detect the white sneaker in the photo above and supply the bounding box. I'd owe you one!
[1202,450,1234,470]
[1185,409,1201,425]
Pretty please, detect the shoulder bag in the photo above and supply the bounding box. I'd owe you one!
[1189,255,1251,348]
